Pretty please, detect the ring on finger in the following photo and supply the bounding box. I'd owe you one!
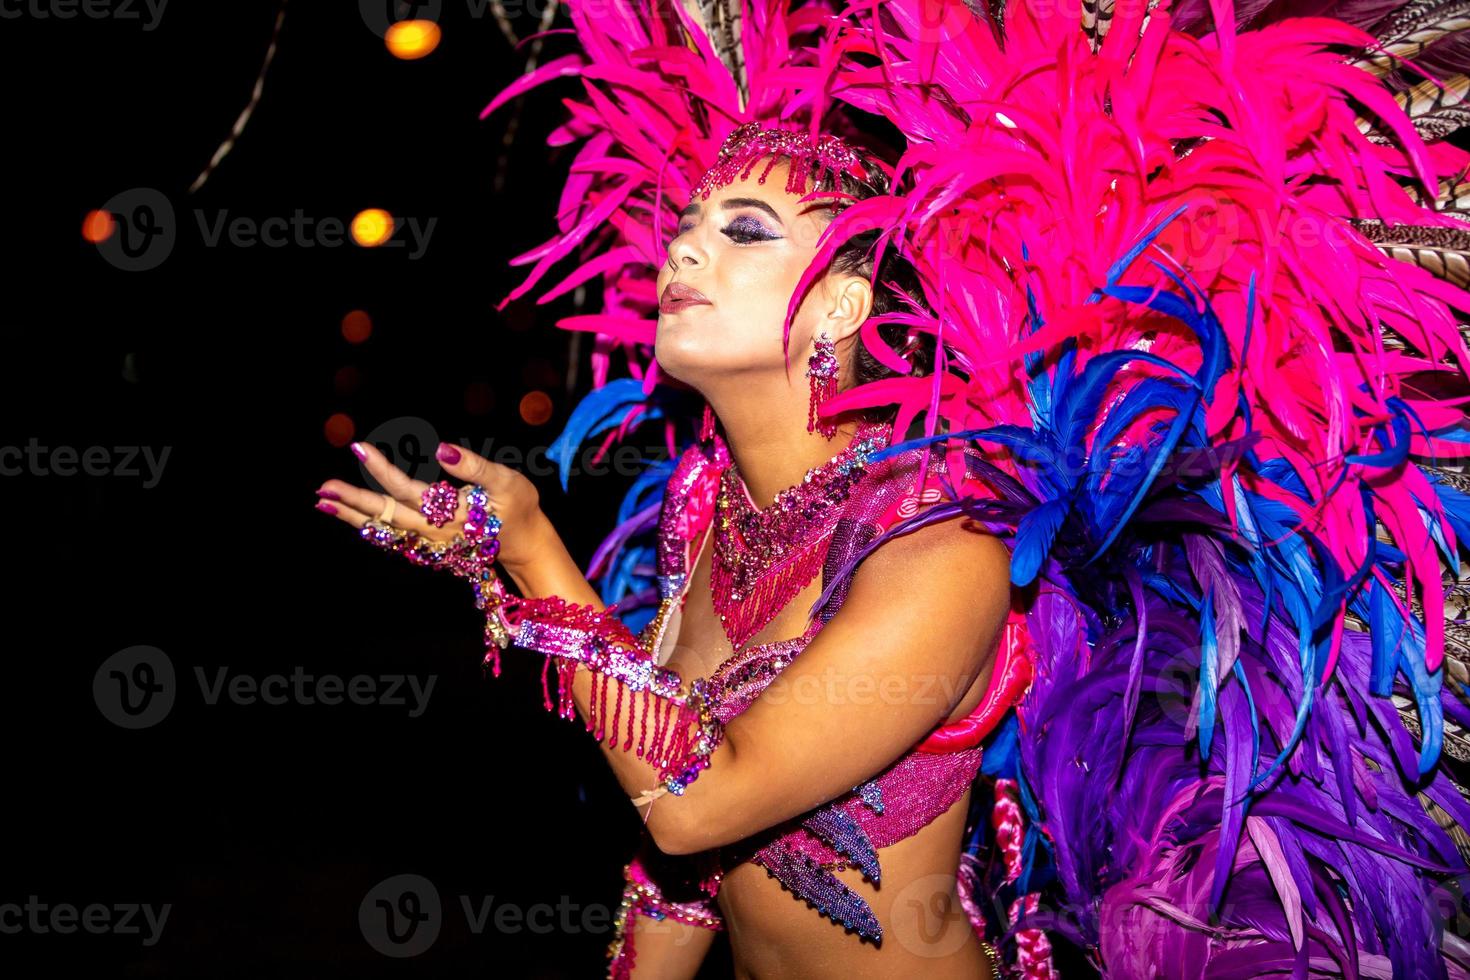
[420,479,460,528]
[376,496,397,524]
[463,485,501,561]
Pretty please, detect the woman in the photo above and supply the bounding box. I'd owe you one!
[317,0,1470,976]
[316,140,1024,977]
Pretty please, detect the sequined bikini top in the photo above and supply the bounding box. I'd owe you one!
[636,427,1034,942]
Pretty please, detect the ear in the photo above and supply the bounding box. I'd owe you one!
[822,272,873,346]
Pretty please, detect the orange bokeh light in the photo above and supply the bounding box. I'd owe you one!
[351,209,395,247]
[385,20,441,60]
[519,390,553,426]
[81,209,115,244]
[324,413,356,448]
[341,309,372,344]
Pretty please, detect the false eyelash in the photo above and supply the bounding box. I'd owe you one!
[723,226,769,244]
[675,216,779,244]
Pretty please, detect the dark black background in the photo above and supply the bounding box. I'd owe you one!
[3,1,689,975]
[11,2,1462,978]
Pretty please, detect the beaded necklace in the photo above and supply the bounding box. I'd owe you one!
[710,420,892,651]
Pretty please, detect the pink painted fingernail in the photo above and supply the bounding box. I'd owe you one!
[315,488,340,501]
[350,442,368,461]
[436,442,461,465]
[316,501,338,515]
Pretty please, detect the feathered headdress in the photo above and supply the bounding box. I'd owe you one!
[483,0,1470,974]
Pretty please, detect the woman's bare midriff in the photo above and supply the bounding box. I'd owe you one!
[716,788,994,979]
[658,523,997,979]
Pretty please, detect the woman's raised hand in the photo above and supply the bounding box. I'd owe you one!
[314,439,550,571]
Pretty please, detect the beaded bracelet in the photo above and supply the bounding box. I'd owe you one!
[358,488,723,800]
[498,594,724,797]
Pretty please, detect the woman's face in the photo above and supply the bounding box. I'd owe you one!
[654,157,868,387]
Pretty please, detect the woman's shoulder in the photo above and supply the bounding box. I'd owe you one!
[823,497,1013,690]
[857,502,1011,593]
[817,437,1008,623]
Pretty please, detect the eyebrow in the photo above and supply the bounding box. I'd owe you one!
[678,197,786,227]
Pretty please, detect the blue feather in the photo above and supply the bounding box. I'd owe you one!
[1393,612,1446,777]
[1198,592,1220,759]
[1012,497,1070,587]
[1232,657,1261,780]
[1429,423,1470,442]
[1345,396,1410,469]
[547,378,662,492]
[981,712,1021,778]
[1096,203,1189,291]
[1425,468,1470,558]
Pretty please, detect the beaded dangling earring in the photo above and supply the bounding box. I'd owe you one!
[806,331,839,439]
[699,401,716,442]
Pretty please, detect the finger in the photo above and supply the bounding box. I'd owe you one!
[317,482,439,536]
[313,496,374,530]
[434,441,517,496]
[352,440,431,509]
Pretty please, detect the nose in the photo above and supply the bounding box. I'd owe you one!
[666,226,706,273]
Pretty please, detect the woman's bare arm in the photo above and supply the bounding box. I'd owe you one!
[500,513,1011,856]
[497,507,605,606]
[619,909,718,979]
[495,513,1007,861]
[646,518,1011,854]
[321,442,1008,857]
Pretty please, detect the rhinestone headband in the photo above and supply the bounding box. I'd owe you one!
[689,121,874,202]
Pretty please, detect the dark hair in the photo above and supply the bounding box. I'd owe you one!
[780,152,940,432]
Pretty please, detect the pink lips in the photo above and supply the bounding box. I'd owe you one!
[660,281,711,314]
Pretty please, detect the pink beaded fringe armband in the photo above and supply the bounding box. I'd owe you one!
[476,569,723,798]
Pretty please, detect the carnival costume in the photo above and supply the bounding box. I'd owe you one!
[357,0,1470,975]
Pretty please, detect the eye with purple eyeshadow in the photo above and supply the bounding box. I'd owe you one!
[723,215,780,243]
[674,213,781,243]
